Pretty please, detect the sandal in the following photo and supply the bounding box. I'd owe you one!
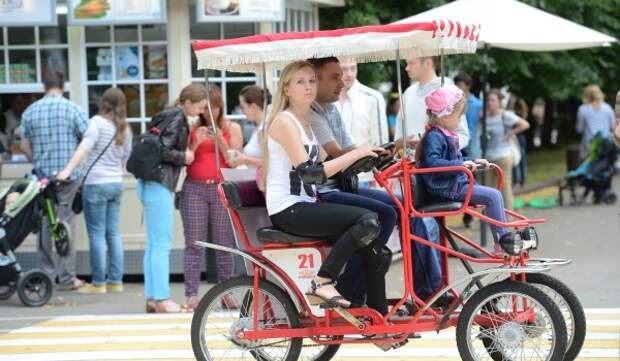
[153,299,186,313]
[146,299,157,313]
[183,296,199,312]
[305,279,351,308]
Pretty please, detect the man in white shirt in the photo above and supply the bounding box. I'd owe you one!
[336,62,389,147]
[395,56,470,149]
[336,63,389,187]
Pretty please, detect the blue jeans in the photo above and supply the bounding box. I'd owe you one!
[357,189,442,298]
[136,180,174,300]
[319,189,398,305]
[458,184,507,243]
[325,188,442,301]
[83,183,124,286]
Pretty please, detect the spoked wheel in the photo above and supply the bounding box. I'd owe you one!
[53,221,72,257]
[191,275,302,361]
[298,341,340,361]
[239,290,340,361]
[514,273,586,361]
[0,282,17,300]
[17,270,53,307]
[456,282,567,361]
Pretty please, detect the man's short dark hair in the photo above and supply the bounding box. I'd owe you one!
[454,73,473,87]
[44,72,65,91]
[306,57,339,71]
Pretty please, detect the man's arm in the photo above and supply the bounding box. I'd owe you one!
[20,138,33,162]
[614,90,620,147]
[455,113,470,150]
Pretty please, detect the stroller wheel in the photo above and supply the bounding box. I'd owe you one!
[54,221,72,257]
[604,193,618,205]
[0,282,17,300]
[17,270,53,307]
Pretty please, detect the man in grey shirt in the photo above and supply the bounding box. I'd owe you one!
[307,57,448,308]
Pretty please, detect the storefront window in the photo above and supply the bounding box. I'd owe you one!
[41,49,68,81]
[143,45,167,79]
[40,16,68,44]
[8,28,35,46]
[189,4,316,142]
[190,6,258,124]
[85,26,111,43]
[84,24,169,131]
[1,16,69,87]
[145,83,168,117]
[8,50,36,84]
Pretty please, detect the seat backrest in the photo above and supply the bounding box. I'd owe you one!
[411,173,429,209]
[221,180,265,209]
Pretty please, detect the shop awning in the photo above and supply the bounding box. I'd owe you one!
[192,21,479,73]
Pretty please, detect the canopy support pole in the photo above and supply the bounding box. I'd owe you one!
[395,47,409,155]
[440,49,445,86]
[479,45,491,248]
[204,69,221,171]
[261,63,268,123]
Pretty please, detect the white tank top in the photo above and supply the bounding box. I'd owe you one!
[266,111,320,216]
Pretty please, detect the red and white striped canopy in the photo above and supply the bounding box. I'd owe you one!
[192,20,480,73]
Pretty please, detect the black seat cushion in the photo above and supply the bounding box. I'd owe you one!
[256,227,320,244]
[417,201,463,213]
[411,173,463,213]
[221,180,265,209]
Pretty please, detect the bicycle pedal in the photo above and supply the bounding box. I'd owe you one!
[393,339,409,349]
[332,307,364,329]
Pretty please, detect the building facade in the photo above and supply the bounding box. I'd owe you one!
[0,0,343,273]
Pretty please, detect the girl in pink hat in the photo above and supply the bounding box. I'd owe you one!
[416,85,509,253]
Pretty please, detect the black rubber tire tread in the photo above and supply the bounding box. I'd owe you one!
[514,273,586,361]
[0,283,16,300]
[308,343,340,361]
[191,275,302,361]
[17,270,53,307]
[456,281,567,361]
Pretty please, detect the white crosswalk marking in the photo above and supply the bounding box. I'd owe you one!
[0,309,618,361]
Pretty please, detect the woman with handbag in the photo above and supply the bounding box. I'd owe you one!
[178,85,243,312]
[57,87,132,294]
[483,89,530,210]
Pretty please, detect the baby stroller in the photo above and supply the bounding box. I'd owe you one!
[559,132,618,206]
[0,170,72,306]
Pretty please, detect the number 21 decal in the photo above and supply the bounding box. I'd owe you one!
[297,253,315,269]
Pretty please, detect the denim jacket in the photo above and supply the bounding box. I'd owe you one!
[419,126,471,201]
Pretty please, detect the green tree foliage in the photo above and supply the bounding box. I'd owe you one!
[319,0,620,104]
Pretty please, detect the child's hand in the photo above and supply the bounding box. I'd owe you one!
[474,159,490,168]
[463,160,478,170]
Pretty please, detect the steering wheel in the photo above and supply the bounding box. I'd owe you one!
[342,141,397,176]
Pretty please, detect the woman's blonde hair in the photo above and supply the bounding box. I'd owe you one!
[259,60,315,188]
[583,84,605,108]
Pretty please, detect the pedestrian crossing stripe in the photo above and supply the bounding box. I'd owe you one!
[0,310,619,360]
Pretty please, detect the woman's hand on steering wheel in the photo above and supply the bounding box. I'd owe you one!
[354,145,381,160]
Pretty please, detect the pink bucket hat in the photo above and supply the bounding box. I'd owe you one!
[425,84,464,118]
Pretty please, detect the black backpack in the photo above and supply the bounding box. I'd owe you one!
[126,113,175,182]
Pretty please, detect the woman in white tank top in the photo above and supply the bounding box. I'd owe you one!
[262,61,384,310]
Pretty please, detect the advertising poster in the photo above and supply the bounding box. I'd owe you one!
[68,0,166,25]
[197,0,284,23]
[0,0,57,26]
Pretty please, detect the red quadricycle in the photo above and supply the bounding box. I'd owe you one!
[189,21,584,361]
